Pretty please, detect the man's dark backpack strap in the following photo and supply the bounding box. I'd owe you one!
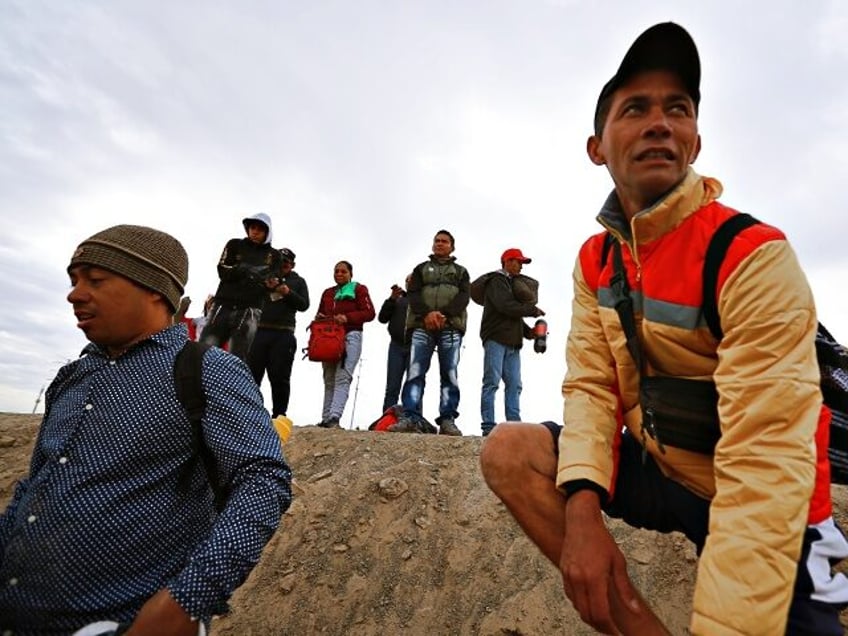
[607,236,644,373]
[174,341,227,512]
[702,213,761,340]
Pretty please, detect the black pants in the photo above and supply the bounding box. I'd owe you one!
[248,328,297,417]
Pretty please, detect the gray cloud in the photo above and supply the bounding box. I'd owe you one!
[1,1,846,431]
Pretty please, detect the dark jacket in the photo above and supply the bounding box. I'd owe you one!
[479,270,541,348]
[406,256,470,334]
[258,270,310,330]
[213,213,282,309]
[378,294,410,345]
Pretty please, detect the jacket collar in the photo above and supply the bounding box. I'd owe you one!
[596,168,723,244]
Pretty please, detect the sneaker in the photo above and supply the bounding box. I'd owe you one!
[325,417,342,429]
[437,417,462,436]
[481,422,496,437]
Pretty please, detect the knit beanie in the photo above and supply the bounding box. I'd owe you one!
[68,224,188,313]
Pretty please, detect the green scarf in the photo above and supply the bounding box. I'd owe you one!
[334,280,357,301]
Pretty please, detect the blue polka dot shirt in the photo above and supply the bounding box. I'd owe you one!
[0,325,292,635]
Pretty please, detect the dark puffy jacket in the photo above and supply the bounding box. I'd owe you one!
[213,213,282,309]
[378,295,409,345]
[479,271,541,348]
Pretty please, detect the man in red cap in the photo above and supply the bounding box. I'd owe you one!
[481,22,848,635]
[475,248,544,437]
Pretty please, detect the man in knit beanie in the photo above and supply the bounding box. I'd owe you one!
[0,224,292,633]
[63,224,189,357]
[68,224,188,312]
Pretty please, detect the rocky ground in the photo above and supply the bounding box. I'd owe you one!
[1,413,846,635]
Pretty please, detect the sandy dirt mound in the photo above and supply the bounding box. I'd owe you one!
[2,413,846,635]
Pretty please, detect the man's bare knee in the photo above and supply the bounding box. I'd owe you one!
[480,422,556,492]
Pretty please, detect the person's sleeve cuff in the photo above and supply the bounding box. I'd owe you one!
[561,479,609,506]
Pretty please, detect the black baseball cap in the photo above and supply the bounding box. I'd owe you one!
[593,22,701,136]
[280,247,296,262]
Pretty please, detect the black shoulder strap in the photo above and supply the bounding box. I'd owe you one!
[702,213,761,340]
[608,239,643,372]
[174,341,226,512]
[600,232,615,269]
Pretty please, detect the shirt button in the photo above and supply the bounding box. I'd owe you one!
[85,403,93,410]
[27,515,36,523]
[59,457,68,464]
[8,577,18,586]
[109,360,117,365]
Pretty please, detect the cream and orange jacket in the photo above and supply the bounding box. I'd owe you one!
[557,169,831,635]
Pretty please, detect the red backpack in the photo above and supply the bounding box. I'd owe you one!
[369,405,403,432]
[303,319,346,362]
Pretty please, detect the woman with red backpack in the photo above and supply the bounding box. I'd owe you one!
[314,260,375,428]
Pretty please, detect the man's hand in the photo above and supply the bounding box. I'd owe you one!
[124,588,198,636]
[423,311,446,331]
[561,491,640,635]
[390,285,403,299]
[333,313,348,325]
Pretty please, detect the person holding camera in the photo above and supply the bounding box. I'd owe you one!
[248,247,310,418]
[200,213,283,362]
[378,275,412,413]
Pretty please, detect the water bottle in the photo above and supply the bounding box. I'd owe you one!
[533,318,548,353]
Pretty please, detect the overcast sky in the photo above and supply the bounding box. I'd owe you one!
[2,1,846,435]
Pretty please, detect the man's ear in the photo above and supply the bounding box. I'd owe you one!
[690,134,702,164]
[586,135,606,166]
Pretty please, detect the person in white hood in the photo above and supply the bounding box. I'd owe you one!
[200,212,282,361]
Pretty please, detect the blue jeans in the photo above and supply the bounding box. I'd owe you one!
[382,341,410,412]
[480,339,522,426]
[402,328,462,420]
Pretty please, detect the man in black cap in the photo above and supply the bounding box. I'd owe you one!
[0,225,292,634]
[248,247,310,418]
[481,23,848,635]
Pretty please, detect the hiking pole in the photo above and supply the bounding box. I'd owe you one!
[32,385,45,414]
[349,357,364,430]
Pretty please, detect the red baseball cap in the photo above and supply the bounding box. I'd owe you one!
[501,248,531,264]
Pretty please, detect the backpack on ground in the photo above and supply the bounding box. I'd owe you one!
[173,340,229,511]
[303,318,346,362]
[369,404,403,431]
